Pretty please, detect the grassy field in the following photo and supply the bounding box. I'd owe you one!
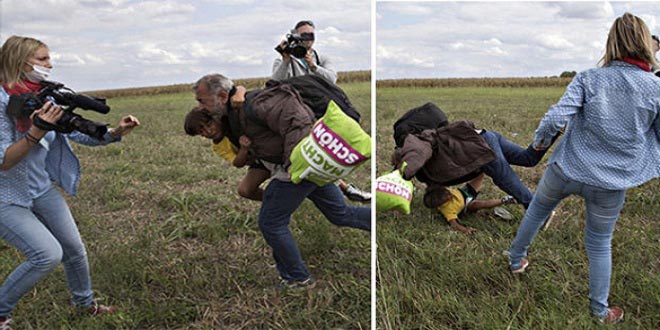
[376,86,660,329]
[0,82,371,329]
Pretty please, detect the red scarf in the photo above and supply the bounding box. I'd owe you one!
[619,57,651,72]
[2,80,42,133]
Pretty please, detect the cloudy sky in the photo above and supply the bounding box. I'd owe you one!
[377,1,659,79]
[0,0,370,91]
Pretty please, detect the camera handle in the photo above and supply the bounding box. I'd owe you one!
[32,115,64,132]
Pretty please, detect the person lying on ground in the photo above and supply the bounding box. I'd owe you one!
[423,173,515,234]
[393,122,562,209]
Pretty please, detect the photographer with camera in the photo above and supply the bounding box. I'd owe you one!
[271,20,369,203]
[272,20,337,84]
[0,36,139,328]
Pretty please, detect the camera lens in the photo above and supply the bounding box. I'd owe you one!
[290,45,308,58]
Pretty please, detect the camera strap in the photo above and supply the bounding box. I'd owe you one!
[289,50,320,77]
[313,49,320,65]
[290,60,298,77]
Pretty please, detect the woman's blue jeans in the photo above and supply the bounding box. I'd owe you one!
[0,186,94,317]
[258,179,371,282]
[509,163,626,317]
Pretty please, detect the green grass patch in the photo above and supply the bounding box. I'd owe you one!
[0,83,371,329]
[376,86,659,329]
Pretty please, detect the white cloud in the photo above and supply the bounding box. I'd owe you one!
[1,0,369,90]
[377,1,657,80]
[377,45,394,60]
[410,57,435,69]
[325,36,350,48]
[450,42,465,50]
[321,26,341,35]
[228,55,264,66]
[201,0,257,4]
[555,2,614,19]
[136,43,187,64]
[377,45,435,69]
[188,42,213,59]
[536,35,575,50]
[485,38,502,46]
[639,14,657,31]
[51,52,106,67]
[100,0,194,25]
[486,47,508,56]
[84,54,106,65]
[51,52,86,66]
[387,3,434,16]
[78,0,130,8]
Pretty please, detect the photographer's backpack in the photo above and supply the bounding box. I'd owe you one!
[392,102,448,148]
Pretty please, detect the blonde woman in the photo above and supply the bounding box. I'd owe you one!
[508,13,659,324]
[0,36,139,329]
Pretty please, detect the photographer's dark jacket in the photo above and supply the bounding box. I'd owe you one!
[272,49,337,84]
[226,84,315,180]
[396,121,496,185]
[0,87,120,207]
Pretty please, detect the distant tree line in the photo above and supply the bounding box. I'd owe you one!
[85,70,370,98]
[376,77,574,88]
[560,71,577,78]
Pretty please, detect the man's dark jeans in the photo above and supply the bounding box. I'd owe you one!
[258,179,371,281]
[480,130,547,208]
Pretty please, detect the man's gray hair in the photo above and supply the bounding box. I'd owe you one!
[192,74,234,94]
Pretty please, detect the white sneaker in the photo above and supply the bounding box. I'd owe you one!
[494,207,513,220]
[0,317,12,330]
[343,184,371,203]
[510,258,529,274]
[277,277,316,290]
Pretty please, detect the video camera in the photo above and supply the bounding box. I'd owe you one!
[274,32,314,59]
[6,80,111,140]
